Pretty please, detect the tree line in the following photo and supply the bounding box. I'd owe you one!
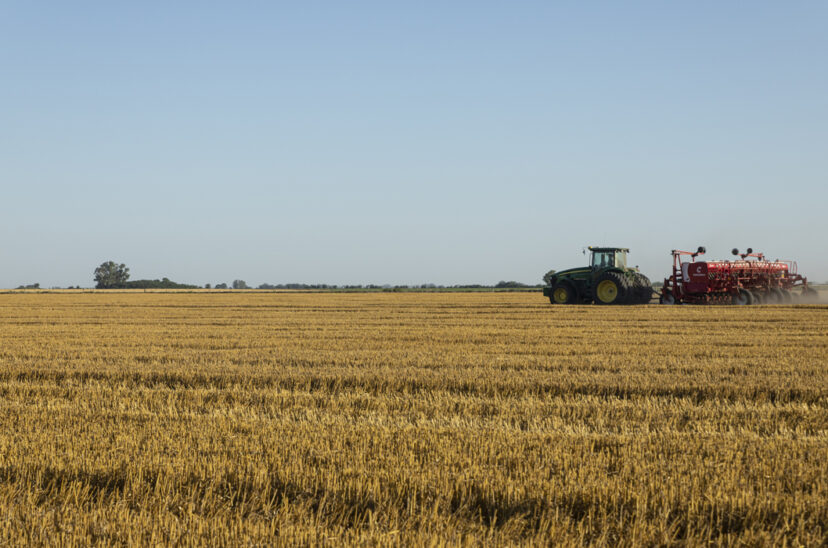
[93,262,199,289]
[16,261,541,290]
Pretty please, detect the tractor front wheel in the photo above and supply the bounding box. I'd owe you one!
[550,283,577,304]
[592,272,627,305]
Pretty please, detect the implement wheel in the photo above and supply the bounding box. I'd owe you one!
[766,288,783,304]
[592,272,627,305]
[659,293,676,305]
[732,288,754,305]
[550,283,577,304]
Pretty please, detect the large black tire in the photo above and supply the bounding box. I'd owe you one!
[549,282,577,304]
[592,271,628,305]
[625,273,641,304]
[630,273,653,304]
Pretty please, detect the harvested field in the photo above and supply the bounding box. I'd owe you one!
[0,292,825,545]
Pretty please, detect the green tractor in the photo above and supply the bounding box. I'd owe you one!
[542,247,654,305]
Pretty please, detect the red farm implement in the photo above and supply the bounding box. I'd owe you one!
[660,247,818,305]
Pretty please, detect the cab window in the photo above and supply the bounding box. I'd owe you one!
[591,252,614,268]
[614,251,627,268]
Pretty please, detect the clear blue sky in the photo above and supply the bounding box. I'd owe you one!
[2,2,827,287]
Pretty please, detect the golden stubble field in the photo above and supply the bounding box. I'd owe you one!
[0,291,825,546]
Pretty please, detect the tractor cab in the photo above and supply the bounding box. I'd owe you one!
[589,247,628,270]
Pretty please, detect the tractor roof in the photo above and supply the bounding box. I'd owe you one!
[588,247,630,253]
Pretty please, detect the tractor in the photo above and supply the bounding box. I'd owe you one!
[542,247,654,305]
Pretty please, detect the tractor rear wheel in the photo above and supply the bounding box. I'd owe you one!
[550,283,577,304]
[592,272,628,305]
[630,273,653,304]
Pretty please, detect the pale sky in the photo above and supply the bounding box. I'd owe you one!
[2,2,827,287]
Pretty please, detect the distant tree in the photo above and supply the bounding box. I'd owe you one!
[215,283,228,289]
[94,261,130,289]
[204,283,211,289]
[232,279,249,289]
[16,283,40,289]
